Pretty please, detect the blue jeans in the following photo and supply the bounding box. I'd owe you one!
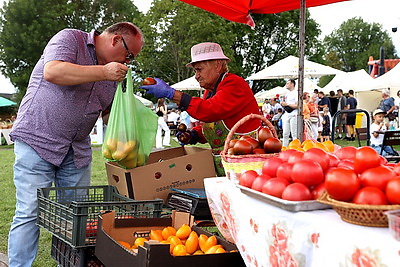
[371,144,396,156]
[8,140,91,267]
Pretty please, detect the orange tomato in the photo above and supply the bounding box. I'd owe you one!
[132,237,148,249]
[193,250,204,255]
[198,234,208,252]
[205,244,223,254]
[150,229,164,242]
[117,240,131,249]
[215,247,226,253]
[314,142,329,152]
[185,231,199,254]
[200,235,218,252]
[176,224,191,239]
[172,244,187,256]
[288,139,301,148]
[322,140,335,152]
[161,226,176,240]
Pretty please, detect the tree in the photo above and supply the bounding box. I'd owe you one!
[0,0,140,103]
[323,17,396,72]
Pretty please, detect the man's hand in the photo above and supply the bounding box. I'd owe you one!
[102,62,128,82]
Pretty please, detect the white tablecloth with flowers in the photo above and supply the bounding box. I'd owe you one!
[204,177,400,267]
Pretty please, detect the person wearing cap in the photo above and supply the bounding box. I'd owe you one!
[140,42,260,176]
[370,109,397,156]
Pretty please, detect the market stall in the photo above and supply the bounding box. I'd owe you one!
[204,176,400,267]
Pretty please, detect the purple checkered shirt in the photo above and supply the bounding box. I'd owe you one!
[11,29,116,168]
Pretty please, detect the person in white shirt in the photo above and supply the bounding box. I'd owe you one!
[370,109,397,156]
[262,99,272,117]
[280,79,298,147]
[394,90,400,128]
[167,108,180,126]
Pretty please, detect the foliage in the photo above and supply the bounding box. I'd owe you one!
[0,0,140,103]
[323,17,397,72]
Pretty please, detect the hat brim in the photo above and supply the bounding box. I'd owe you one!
[186,56,230,67]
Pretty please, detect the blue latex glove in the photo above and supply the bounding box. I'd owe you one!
[139,78,175,99]
[176,130,199,146]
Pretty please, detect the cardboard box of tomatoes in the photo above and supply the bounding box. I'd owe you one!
[106,147,216,203]
[95,210,245,267]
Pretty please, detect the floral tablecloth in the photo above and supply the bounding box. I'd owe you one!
[204,177,400,267]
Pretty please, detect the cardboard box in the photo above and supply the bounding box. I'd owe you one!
[106,147,216,202]
[95,211,245,267]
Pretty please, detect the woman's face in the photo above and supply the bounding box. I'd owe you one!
[192,61,221,90]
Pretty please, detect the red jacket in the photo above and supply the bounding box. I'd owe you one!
[187,73,261,142]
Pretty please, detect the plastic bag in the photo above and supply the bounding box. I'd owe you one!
[102,69,157,169]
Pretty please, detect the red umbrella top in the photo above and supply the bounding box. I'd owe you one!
[179,0,349,27]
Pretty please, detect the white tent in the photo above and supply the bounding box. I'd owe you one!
[255,78,319,101]
[171,76,202,91]
[246,55,344,80]
[134,94,154,109]
[361,63,400,97]
[321,69,374,94]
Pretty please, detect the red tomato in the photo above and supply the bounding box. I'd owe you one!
[239,170,259,188]
[337,159,354,170]
[229,139,238,148]
[251,174,272,192]
[291,159,324,187]
[352,187,388,205]
[276,162,294,183]
[287,150,304,164]
[311,183,326,200]
[241,136,260,150]
[353,146,381,174]
[262,157,283,177]
[334,146,357,161]
[325,168,360,201]
[393,163,400,176]
[233,140,253,155]
[303,148,330,171]
[379,155,388,165]
[328,153,340,168]
[142,77,156,85]
[253,148,266,154]
[258,127,274,146]
[278,149,297,162]
[261,177,289,198]
[264,138,282,153]
[359,165,396,191]
[386,177,400,204]
[281,183,312,201]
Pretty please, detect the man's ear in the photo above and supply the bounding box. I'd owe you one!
[111,35,120,47]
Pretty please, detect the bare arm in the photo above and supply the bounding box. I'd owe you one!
[44,60,128,86]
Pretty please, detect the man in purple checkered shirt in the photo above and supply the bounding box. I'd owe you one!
[8,22,144,267]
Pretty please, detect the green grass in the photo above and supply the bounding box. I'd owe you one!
[0,137,365,266]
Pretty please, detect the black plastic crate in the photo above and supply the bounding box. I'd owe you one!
[51,235,104,267]
[37,185,163,248]
[166,192,212,220]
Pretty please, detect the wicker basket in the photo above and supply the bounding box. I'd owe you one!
[221,114,279,182]
[318,191,400,227]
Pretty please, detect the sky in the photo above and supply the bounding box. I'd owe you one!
[0,0,399,94]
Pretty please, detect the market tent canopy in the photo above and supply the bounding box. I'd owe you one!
[171,76,202,91]
[361,63,400,94]
[0,96,17,107]
[321,69,374,94]
[179,0,348,27]
[246,55,344,80]
[134,94,153,109]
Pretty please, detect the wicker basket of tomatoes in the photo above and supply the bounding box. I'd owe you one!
[318,191,400,227]
[221,113,281,182]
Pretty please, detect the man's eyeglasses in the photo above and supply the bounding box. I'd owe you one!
[121,36,135,62]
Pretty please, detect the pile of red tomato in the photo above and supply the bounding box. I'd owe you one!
[239,145,400,205]
[228,128,282,155]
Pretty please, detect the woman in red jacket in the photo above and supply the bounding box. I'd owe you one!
[141,42,260,176]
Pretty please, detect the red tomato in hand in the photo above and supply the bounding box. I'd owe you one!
[352,187,388,205]
[386,177,400,204]
[303,148,330,171]
[334,146,357,161]
[261,177,289,198]
[262,157,283,177]
[276,162,294,183]
[233,140,253,155]
[291,159,324,187]
[353,146,381,174]
[311,183,326,200]
[258,128,274,145]
[251,174,272,192]
[264,138,282,153]
[278,149,297,162]
[325,168,360,201]
[359,165,396,191]
[142,77,156,85]
[281,183,312,201]
[239,170,258,188]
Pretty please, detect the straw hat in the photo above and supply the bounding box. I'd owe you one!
[186,42,230,67]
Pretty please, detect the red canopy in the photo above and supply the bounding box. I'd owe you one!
[179,0,348,27]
